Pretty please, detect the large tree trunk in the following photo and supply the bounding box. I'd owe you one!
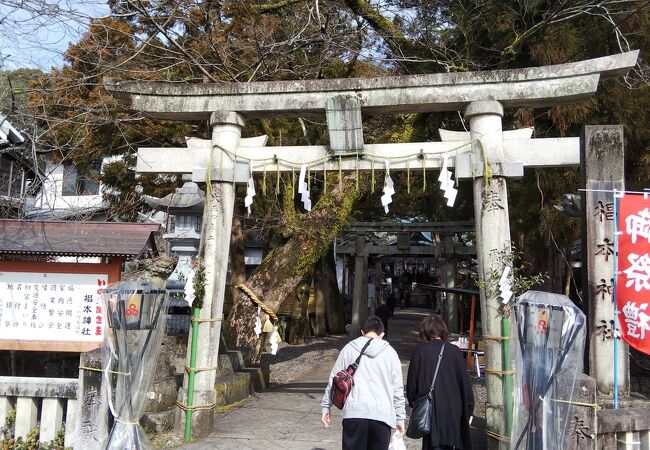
[289,278,312,344]
[229,200,247,302]
[313,258,328,337]
[223,173,366,350]
[319,248,346,334]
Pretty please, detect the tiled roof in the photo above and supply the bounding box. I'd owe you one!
[0,220,160,257]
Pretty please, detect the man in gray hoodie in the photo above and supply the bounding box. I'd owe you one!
[321,315,406,450]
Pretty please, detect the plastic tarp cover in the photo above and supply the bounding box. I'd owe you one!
[102,280,169,450]
[510,290,586,450]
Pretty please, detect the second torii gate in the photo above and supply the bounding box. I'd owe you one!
[335,220,477,332]
[106,50,638,447]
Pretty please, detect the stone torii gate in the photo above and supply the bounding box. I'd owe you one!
[106,50,638,447]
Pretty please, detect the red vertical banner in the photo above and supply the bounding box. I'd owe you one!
[616,193,650,355]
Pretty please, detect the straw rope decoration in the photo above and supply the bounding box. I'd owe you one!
[235,284,278,322]
[216,139,473,168]
[176,401,217,412]
[207,139,476,210]
[79,365,131,376]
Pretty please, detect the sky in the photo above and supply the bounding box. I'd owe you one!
[0,0,109,71]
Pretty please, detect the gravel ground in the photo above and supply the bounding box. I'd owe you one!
[471,377,487,419]
[260,334,348,385]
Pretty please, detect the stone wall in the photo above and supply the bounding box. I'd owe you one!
[142,334,187,432]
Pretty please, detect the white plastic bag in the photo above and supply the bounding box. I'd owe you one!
[388,432,406,450]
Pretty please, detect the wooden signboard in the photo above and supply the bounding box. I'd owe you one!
[0,260,120,351]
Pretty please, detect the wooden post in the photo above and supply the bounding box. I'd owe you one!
[468,294,477,370]
[374,260,383,308]
[442,237,459,332]
[351,236,368,336]
[459,294,465,333]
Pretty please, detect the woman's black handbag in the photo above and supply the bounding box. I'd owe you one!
[406,343,445,439]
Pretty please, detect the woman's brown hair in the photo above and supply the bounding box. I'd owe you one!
[418,314,450,341]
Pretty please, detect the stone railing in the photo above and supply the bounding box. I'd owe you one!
[597,407,650,450]
[0,376,78,447]
[0,351,111,449]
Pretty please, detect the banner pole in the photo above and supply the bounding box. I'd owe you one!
[613,189,620,409]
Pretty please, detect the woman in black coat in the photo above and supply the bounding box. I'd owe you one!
[406,314,474,450]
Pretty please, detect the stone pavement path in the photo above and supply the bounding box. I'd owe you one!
[180,308,486,450]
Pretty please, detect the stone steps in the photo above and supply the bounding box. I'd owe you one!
[406,292,430,307]
[143,346,268,433]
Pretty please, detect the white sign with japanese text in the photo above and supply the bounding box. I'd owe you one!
[0,271,107,343]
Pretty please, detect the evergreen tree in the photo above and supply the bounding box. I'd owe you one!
[2,0,648,348]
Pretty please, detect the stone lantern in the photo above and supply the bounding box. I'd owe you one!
[143,181,204,285]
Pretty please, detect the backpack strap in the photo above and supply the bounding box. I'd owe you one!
[427,343,446,395]
[350,338,373,370]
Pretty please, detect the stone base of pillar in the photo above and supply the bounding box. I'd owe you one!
[569,374,597,450]
[485,403,507,450]
[175,388,217,439]
[74,349,110,449]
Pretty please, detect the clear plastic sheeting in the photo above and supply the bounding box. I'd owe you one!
[102,280,169,450]
[510,290,586,450]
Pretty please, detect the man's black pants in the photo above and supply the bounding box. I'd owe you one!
[342,418,392,450]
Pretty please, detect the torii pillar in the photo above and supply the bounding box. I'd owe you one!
[464,101,512,448]
[176,111,244,437]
